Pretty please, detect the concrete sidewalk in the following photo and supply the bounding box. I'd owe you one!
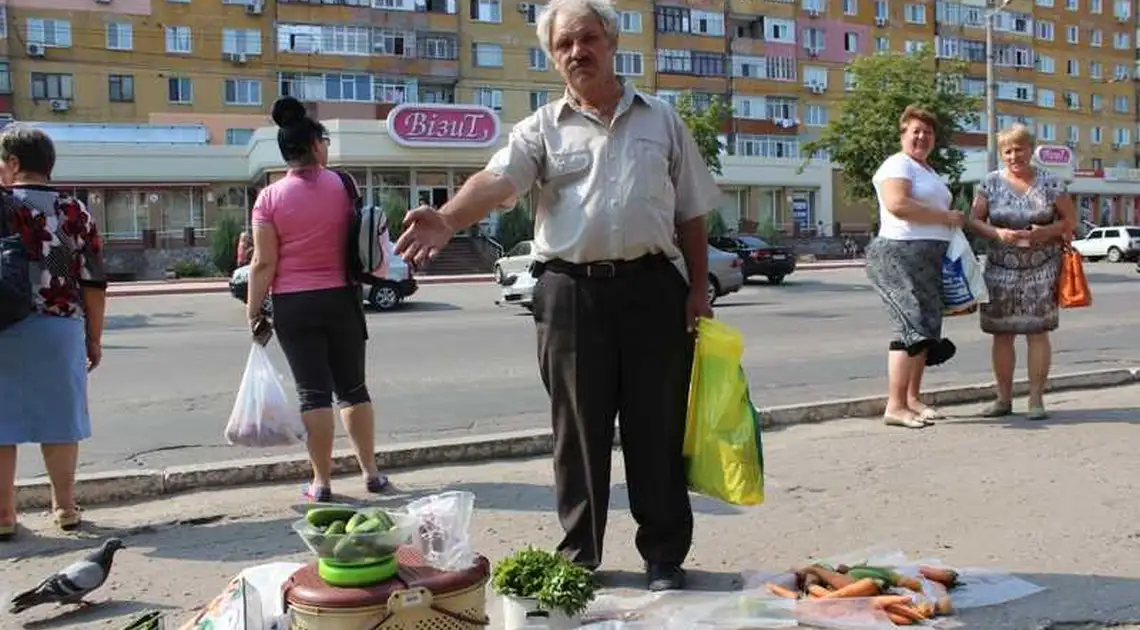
[106,260,868,297]
[4,385,1140,629]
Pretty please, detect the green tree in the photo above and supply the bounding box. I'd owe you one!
[495,201,534,252]
[801,49,981,204]
[211,215,243,275]
[673,91,734,234]
[672,91,732,176]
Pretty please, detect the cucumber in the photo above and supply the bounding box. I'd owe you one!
[326,520,347,535]
[371,510,395,531]
[345,512,368,533]
[306,507,357,528]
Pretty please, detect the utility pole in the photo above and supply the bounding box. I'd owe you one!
[985,0,999,172]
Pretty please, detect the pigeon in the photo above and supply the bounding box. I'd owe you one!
[8,537,125,615]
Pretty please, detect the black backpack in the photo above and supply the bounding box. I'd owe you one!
[0,193,34,332]
[335,170,393,286]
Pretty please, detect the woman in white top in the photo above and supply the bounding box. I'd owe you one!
[865,105,966,429]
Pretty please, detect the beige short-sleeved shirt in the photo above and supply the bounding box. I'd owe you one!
[485,81,721,272]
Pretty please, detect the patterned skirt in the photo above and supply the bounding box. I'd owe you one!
[0,313,92,445]
[980,244,1061,335]
[865,238,949,349]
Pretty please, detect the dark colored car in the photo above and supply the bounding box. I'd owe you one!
[708,235,797,284]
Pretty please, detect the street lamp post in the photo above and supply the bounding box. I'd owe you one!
[984,0,1015,172]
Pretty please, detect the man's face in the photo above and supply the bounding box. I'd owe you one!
[549,10,616,94]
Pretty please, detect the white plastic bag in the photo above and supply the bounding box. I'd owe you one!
[224,345,306,448]
[406,491,478,571]
[942,228,989,316]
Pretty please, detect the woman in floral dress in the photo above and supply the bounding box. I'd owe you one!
[0,126,107,539]
[969,124,1076,420]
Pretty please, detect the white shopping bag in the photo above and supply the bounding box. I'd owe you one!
[941,228,989,316]
[224,344,306,448]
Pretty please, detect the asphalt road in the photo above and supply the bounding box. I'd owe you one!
[14,262,1137,478]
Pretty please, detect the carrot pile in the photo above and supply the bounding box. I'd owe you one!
[764,563,963,626]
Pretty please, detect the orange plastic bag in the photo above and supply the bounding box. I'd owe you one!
[1057,246,1091,309]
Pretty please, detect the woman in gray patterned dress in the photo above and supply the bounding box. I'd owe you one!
[968,124,1077,420]
[866,106,966,429]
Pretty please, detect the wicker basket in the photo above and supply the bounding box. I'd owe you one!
[284,547,490,630]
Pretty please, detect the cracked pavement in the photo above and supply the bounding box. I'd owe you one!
[4,385,1140,629]
[20,262,1139,478]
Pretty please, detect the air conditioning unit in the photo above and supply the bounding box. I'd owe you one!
[807,8,821,16]
[1112,143,1122,149]
[875,17,888,26]
[518,2,530,11]
[49,100,70,112]
[26,43,46,57]
[1065,141,1078,148]
[807,48,819,57]
[224,52,249,64]
[809,83,825,93]
[246,0,264,14]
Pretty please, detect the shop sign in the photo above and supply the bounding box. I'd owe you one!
[386,104,501,148]
[1034,145,1073,167]
[1102,167,1140,182]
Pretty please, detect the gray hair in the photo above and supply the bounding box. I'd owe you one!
[536,0,621,58]
[0,125,55,178]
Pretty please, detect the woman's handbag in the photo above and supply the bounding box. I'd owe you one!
[1057,243,1091,308]
[0,193,34,332]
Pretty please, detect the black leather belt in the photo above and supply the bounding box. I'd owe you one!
[534,254,669,279]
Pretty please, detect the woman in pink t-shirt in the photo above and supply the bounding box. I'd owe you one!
[246,97,387,501]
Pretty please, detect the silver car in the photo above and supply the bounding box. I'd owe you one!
[498,246,743,311]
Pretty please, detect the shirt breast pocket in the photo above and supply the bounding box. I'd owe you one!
[545,149,592,185]
[633,137,671,203]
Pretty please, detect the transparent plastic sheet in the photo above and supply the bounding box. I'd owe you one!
[405,490,478,572]
[662,589,798,629]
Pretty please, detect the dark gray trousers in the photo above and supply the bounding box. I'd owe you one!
[533,257,694,568]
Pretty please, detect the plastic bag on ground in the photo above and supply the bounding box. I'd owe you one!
[942,228,989,316]
[224,344,306,448]
[406,491,478,571]
[683,317,765,506]
[663,589,797,629]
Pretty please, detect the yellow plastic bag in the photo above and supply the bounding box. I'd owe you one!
[683,317,765,506]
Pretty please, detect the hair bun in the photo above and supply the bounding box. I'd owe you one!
[271,96,307,127]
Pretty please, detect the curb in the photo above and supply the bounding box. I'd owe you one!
[21,367,1131,511]
[105,263,868,298]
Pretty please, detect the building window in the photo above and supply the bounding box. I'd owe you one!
[1090,61,1102,79]
[471,0,501,22]
[1034,20,1053,40]
[1113,32,1130,49]
[324,25,372,55]
[804,103,828,126]
[1113,127,1130,146]
[375,81,411,103]
[1037,123,1056,142]
[108,74,134,102]
[529,48,548,70]
[106,22,132,51]
[420,85,455,103]
[1090,29,1103,46]
[844,32,858,52]
[691,10,725,35]
[474,86,503,112]
[472,43,503,67]
[1067,125,1079,142]
[614,51,644,76]
[1036,54,1055,73]
[0,63,10,94]
[844,0,858,15]
[1114,63,1131,80]
[1066,59,1079,76]
[1064,91,1079,108]
[31,73,73,100]
[803,65,828,87]
[0,7,7,39]
[904,3,926,22]
[875,36,889,51]
[803,27,824,51]
[1090,0,1101,11]
[223,28,262,55]
[735,134,800,158]
[1091,127,1102,144]
[1114,95,1129,113]
[374,29,410,56]
[765,96,797,120]
[165,26,192,54]
[1091,93,1103,110]
[226,128,254,146]
[225,78,262,106]
[168,76,193,104]
[1113,0,1131,18]
[1037,88,1055,107]
[875,0,888,19]
[26,18,72,47]
[1065,0,1077,9]
[523,2,545,24]
[765,18,795,43]
[529,91,548,111]
[620,11,642,32]
[659,49,692,73]
[1065,25,1079,43]
[326,73,372,101]
[656,6,691,33]
[418,35,458,60]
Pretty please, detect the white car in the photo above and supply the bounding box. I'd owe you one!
[496,245,744,311]
[229,251,418,312]
[494,240,536,283]
[1071,225,1140,262]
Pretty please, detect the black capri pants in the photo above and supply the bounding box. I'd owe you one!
[272,286,371,413]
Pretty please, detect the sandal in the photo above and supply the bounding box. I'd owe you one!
[919,407,945,422]
[54,507,82,532]
[302,484,332,503]
[980,400,1013,418]
[1026,405,1049,421]
[883,414,926,429]
[365,475,390,494]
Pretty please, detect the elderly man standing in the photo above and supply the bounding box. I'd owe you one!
[395,0,721,591]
